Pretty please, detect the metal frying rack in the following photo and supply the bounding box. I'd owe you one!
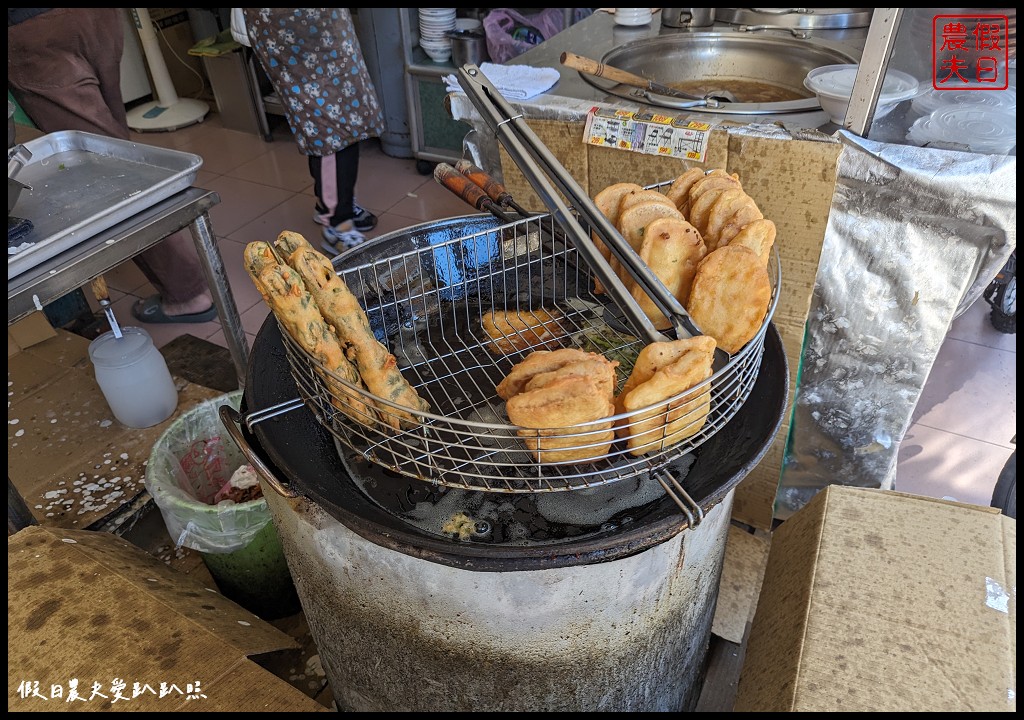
[243,65,781,514]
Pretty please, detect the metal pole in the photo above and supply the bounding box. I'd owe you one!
[844,8,904,137]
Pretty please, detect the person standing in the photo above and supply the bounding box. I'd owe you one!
[7,7,217,325]
[241,8,385,255]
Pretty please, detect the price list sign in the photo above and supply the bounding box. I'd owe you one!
[583,107,715,162]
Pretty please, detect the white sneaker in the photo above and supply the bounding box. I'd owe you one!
[313,202,377,232]
[321,222,366,255]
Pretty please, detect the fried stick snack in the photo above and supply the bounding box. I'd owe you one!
[243,246,375,429]
[274,232,429,431]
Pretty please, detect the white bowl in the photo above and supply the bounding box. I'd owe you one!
[804,64,922,125]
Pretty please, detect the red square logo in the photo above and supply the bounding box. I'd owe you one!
[932,14,1009,90]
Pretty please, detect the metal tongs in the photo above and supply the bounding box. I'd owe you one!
[454,64,730,368]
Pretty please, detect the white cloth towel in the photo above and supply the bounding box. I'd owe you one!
[444,62,560,101]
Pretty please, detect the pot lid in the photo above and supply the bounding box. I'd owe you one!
[717,8,874,30]
[804,64,921,102]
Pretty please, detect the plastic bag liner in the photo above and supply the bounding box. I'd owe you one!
[146,390,269,553]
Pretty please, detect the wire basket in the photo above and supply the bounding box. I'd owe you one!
[268,195,780,495]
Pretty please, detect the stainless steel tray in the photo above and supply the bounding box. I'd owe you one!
[7,130,202,280]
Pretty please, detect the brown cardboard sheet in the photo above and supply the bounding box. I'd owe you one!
[711,525,771,645]
[8,525,327,712]
[8,328,224,530]
[498,120,842,529]
[734,486,1016,712]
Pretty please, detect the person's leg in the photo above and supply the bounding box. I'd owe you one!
[7,8,130,140]
[311,142,377,232]
[314,144,377,253]
[131,231,214,320]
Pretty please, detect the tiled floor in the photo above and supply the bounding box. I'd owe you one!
[27,109,1015,513]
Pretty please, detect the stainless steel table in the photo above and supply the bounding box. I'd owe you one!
[7,186,250,385]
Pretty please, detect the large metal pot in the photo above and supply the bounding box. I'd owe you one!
[228,216,789,711]
[580,32,859,114]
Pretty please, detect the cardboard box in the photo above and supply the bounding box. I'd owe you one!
[497,120,842,530]
[8,525,327,711]
[734,486,1016,712]
[8,327,225,530]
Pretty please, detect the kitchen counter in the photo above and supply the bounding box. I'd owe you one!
[448,10,871,171]
[512,9,864,120]
[504,10,868,129]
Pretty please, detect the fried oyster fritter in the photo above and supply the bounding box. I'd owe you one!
[482,308,567,356]
[615,336,717,456]
[685,245,772,355]
[590,182,644,294]
[629,216,707,330]
[727,218,777,267]
[498,349,619,464]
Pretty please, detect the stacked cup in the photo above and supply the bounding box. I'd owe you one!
[419,9,457,63]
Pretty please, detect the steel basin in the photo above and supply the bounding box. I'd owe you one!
[583,32,860,115]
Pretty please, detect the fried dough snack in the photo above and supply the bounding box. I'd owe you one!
[630,216,707,330]
[686,245,772,355]
[614,200,684,284]
[665,167,705,215]
[243,244,375,428]
[276,232,429,431]
[615,336,716,456]
[591,182,644,294]
[482,308,567,355]
[716,197,765,250]
[501,349,619,464]
[703,188,763,253]
[496,348,599,400]
[727,218,776,266]
[618,188,676,214]
[507,376,616,464]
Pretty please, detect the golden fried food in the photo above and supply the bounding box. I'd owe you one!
[506,375,616,464]
[686,245,772,355]
[617,337,716,456]
[728,219,777,267]
[687,186,733,238]
[618,188,677,214]
[594,182,644,223]
[630,216,707,330]
[614,335,717,416]
[495,348,602,400]
[614,200,684,284]
[498,349,619,464]
[715,196,765,250]
[243,240,283,290]
[703,188,762,253]
[282,237,429,430]
[591,182,644,294]
[524,355,619,403]
[245,256,375,428]
[273,229,314,263]
[665,167,705,215]
[482,309,567,355]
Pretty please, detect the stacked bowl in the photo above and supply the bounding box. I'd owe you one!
[419,8,457,63]
[906,88,1017,155]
